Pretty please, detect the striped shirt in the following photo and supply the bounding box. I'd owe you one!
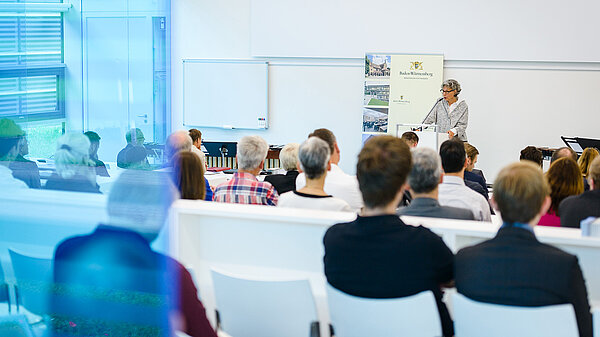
[213,172,279,206]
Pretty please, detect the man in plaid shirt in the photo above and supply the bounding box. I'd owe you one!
[213,135,279,205]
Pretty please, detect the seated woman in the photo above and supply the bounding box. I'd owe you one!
[44,133,100,193]
[578,147,599,191]
[171,151,206,200]
[277,137,351,212]
[264,143,300,194]
[538,157,583,227]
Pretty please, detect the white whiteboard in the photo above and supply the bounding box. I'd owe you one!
[183,60,269,129]
[250,0,600,62]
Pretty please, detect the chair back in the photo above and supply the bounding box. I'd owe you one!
[452,292,579,337]
[211,269,319,337]
[8,249,52,316]
[592,308,600,337]
[0,315,34,337]
[326,284,442,337]
[0,263,10,310]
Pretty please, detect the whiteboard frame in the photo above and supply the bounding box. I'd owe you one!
[183,59,269,130]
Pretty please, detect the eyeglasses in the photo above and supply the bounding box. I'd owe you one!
[440,89,455,93]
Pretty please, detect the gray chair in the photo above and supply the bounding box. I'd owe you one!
[0,315,34,337]
[8,250,52,317]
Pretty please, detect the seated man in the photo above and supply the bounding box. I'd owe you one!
[455,161,592,337]
[551,146,577,164]
[116,128,148,169]
[398,147,475,220]
[438,139,491,221]
[84,131,109,177]
[188,128,206,167]
[323,135,454,337]
[520,145,543,168]
[164,130,212,201]
[296,128,363,212]
[52,170,217,337]
[560,156,600,228]
[401,131,419,148]
[463,143,487,192]
[213,135,278,205]
[9,128,41,188]
[278,137,351,212]
[0,119,29,189]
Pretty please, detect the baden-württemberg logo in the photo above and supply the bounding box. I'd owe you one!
[410,61,423,70]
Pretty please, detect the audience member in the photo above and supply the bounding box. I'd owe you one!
[0,119,41,188]
[463,143,487,192]
[188,128,206,167]
[213,135,278,205]
[296,128,363,212]
[520,145,543,167]
[164,130,212,201]
[84,131,109,177]
[398,147,475,220]
[560,156,600,228]
[278,138,351,212]
[171,151,206,200]
[0,119,28,189]
[538,157,583,227]
[51,170,217,337]
[578,147,599,191]
[323,135,454,337]
[401,131,419,148]
[117,128,148,168]
[551,146,577,164]
[438,139,491,221]
[455,161,592,337]
[264,143,300,194]
[44,133,100,193]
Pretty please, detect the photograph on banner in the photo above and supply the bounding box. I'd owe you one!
[364,81,389,107]
[365,54,391,78]
[387,54,444,137]
[363,107,388,132]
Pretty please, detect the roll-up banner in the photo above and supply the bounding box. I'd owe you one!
[363,53,443,144]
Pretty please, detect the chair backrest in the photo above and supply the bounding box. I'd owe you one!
[0,263,9,306]
[325,284,442,337]
[0,315,34,337]
[452,292,579,337]
[591,307,600,337]
[211,269,319,337]
[8,249,53,316]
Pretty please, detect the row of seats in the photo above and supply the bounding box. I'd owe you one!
[212,268,597,337]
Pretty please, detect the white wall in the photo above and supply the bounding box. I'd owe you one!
[171,0,600,179]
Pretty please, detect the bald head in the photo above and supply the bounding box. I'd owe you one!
[551,147,577,164]
[165,130,193,161]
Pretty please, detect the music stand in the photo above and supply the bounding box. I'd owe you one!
[561,136,600,154]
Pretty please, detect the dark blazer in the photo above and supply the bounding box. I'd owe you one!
[263,170,299,195]
[465,170,486,191]
[324,215,455,337]
[455,226,592,337]
[44,173,101,194]
[398,197,475,220]
[52,225,217,337]
[559,189,600,228]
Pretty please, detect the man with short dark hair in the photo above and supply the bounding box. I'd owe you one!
[520,145,543,167]
[324,135,455,337]
[398,147,475,220]
[401,131,419,148]
[455,161,592,337]
[551,146,577,163]
[84,131,109,177]
[296,128,363,211]
[438,139,491,221]
[117,128,147,169]
[559,156,600,228]
[0,119,28,189]
[188,128,206,167]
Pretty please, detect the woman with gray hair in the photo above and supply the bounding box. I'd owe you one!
[277,137,352,212]
[264,143,300,194]
[422,79,469,141]
[44,133,101,193]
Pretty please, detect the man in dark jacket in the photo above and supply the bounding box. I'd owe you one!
[455,161,592,337]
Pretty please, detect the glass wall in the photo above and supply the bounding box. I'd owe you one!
[0,0,174,335]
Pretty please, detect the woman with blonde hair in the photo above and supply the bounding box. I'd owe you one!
[538,157,583,227]
[578,147,599,191]
[44,133,100,193]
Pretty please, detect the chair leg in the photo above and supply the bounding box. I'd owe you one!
[310,321,320,337]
